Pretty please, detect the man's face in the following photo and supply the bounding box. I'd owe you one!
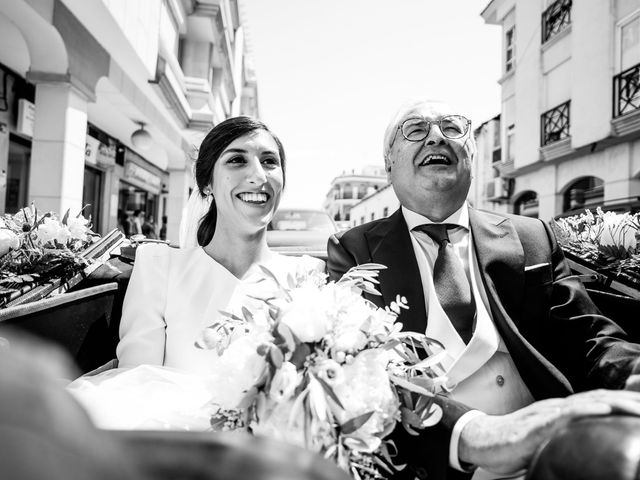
[386,101,475,215]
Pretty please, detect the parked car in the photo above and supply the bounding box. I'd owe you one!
[267,208,338,259]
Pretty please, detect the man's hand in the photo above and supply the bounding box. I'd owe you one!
[625,374,640,391]
[458,389,640,475]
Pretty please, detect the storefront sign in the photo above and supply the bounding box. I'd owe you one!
[16,99,35,138]
[97,141,116,167]
[124,162,162,194]
[85,135,100,165]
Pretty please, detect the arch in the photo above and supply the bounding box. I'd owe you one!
[513,190,539,218]
[560,176,604,213]
[0,1,68,77]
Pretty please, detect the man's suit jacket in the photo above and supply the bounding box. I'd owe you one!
[327,207,640,480]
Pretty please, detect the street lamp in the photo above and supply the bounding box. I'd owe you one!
[131,122,152,150]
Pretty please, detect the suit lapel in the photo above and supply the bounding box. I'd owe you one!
[365,210,428,334]
[468,208,525,330]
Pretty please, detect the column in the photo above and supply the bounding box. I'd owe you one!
[28,82,88,216]
[166,166,192,244]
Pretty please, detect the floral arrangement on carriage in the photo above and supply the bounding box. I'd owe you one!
[0,205,122,308]
[197,263,449,480]
[552,208,640,293]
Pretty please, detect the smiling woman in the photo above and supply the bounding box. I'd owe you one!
[66,117,324,392]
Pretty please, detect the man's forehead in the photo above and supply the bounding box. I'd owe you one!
[399,101,461,121]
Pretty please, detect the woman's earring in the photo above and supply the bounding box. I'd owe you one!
[202,188,212,197]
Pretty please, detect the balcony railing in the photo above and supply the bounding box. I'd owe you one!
[542,0,571,44]
[541,100,570,146]
[613,62,640,118]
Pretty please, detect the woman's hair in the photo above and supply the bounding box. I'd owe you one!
[195,116,286,246]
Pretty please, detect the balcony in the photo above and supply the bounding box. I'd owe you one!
[542,0,571,44]
[541,101,570,146]
[612,62,640,136]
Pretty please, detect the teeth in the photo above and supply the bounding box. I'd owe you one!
[420,154,450,166]
[238,192,268,203]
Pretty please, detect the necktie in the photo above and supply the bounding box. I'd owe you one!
[415,224,475,343]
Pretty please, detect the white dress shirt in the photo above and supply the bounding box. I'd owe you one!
[402,204,533,479]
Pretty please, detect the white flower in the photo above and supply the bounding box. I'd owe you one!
[0,229,20,256]
[331,350,398,452]
[599,212,637,250]
[314,359,345,387]
[279,285,330,342]
[332,327,368,353]
[67,215,90,241]
[34,217,71,246]
[208,333,269,409]
[269,362,299,402]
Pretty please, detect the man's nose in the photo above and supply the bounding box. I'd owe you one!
[247,159,267,184]
[424,123,447,146]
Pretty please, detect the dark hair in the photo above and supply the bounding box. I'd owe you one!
[195,116,286,246]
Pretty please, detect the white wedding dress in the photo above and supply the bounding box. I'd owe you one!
[68,244,324,431]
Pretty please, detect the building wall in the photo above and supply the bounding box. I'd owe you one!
[349,185,400,226]
[482,0,640,220]
[0,0,258,243]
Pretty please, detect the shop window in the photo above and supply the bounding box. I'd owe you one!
[83,166,102,233]
[5,134,30,214]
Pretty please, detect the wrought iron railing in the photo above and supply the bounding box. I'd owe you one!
[542,0,571,44]
[613,61,640,118]
[541,101,570,146]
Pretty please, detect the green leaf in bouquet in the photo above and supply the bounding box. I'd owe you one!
[418,402,442,427]
[360,281,381,296]
[61,208,70,226]
[352,263,387,271]
[315,376,345,411]
[389,374,436,398]
[268,345,284,368]
[241,306,254,323]
[340,411,375,435]
[290,342,311,369]
[372,451,396,475]
[218,310,243,322]
[274,321,297,353]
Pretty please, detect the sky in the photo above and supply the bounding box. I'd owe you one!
[241,0,502,209]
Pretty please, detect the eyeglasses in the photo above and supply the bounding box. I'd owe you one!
[396,115,471,143]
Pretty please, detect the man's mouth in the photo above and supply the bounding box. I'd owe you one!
[237,192,270,204]
[418,154,452,166]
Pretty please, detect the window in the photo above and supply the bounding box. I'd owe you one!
[542,0,571,44]
[613,13,640,117]
[541,101,570,146]
[360,216,365,225]
[370,213,375,221]
[383,207,389,217]
[505,27,515,73]
[621,14,640,71]
[507,124,516,162]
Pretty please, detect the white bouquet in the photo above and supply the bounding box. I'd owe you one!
[198,263,449,479]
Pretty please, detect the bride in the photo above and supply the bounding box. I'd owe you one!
[68,116,323,429]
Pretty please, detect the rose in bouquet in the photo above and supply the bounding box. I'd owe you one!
[0,205,97,306]
[197,263,449,479]
[552,208,640,285]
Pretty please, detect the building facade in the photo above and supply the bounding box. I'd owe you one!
[0,0,258,242]
[482,0,640,220]
[323,166,388,227]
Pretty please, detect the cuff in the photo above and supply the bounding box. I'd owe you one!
[449,410,486,472]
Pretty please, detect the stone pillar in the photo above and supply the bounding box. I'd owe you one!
[166,166,192,245]
[28,81,88,216]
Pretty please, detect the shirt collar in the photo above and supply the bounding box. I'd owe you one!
[402,202,469,231]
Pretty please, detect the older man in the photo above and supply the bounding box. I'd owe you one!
[327,99,640,480]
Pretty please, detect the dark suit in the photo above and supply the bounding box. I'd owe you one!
[327,207,640,480]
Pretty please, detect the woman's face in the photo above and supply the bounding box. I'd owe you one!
[210,129,284,235]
